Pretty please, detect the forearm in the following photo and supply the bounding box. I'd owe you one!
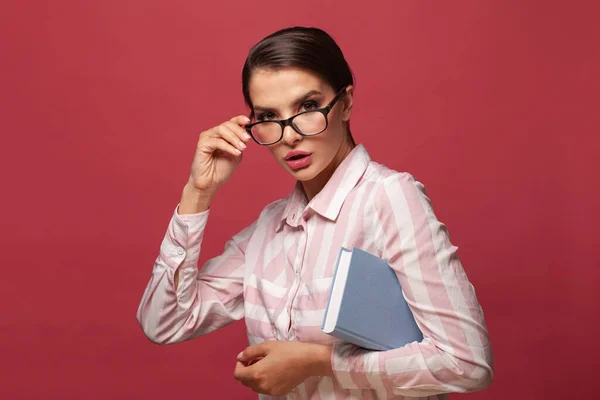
[136,204,211,344]
[137,199,252,345]
[331,337,493,396]
[174,184,214,289]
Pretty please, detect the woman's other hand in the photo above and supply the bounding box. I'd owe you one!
[234,341,333,396]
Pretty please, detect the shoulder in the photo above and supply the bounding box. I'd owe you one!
[363,160,426,197]
[362,161,431,215]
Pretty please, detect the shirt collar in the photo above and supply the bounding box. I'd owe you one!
[276,144,371,231]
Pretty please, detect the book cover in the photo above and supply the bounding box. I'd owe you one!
[321,247,423,351]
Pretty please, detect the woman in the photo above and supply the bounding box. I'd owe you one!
[137,27,493,399]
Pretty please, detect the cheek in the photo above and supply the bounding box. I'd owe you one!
[309,131,342,160]
[322,120,345,144]
[325,111,345,134]
[268,146,285,162]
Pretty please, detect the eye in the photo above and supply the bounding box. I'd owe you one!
[301,101,319,111]
[257,112,275,121]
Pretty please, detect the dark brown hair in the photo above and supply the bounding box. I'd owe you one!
[242,26,355,145]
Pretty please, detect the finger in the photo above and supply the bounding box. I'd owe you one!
[230,114,251,127]
[224,121,252,142]
[201,137,242,157]
[218,124,249,151]
[233,361,246,381]
[247,356,264,366]
[233,361,258,384]
[238,343,269,363]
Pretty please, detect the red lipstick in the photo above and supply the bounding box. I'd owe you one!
[284,150,312,170]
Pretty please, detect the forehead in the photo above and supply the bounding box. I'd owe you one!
[248,67,330,107]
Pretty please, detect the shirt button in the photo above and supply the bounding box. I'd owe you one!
[177,247,184,255]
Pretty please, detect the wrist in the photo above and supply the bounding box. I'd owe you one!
[184,181,216,198]
[179,184,215,215]
[305,344,333,377]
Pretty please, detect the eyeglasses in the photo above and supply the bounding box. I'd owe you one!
[245,86,347,146]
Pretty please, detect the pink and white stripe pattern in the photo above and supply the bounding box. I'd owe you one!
[137,144,493,399]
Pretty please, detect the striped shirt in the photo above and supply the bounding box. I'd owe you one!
[136,144,493,399]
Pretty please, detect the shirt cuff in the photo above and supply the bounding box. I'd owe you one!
[159,203,210,271]
[174,203,210,223]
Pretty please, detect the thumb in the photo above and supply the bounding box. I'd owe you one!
[237,343,269,363]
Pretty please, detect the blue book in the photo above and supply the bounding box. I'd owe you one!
[321,247,423,351]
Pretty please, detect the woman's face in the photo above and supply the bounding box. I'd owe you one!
[248,67,354,184]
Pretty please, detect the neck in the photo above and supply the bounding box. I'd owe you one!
[301,138,355,201]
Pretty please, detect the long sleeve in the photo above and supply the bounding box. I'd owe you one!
[330,173,494,397]
[136,203,257,345]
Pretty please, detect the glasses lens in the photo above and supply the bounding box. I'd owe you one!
[293,111,327,135]
[251,122,281,144]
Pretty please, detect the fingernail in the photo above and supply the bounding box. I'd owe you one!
[243,132,251,139]
[237,351,243,360]
[239,141,247,149]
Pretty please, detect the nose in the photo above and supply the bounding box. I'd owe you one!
[281,123,303,146]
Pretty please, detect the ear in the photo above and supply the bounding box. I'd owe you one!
[341,85,354,122]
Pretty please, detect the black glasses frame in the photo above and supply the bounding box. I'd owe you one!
[245,86,347,146]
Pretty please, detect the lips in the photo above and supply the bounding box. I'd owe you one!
[285,150,312,161]
[284,151,312,170]
[287,154,307,160]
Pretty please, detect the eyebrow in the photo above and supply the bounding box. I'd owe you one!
[253,90,323,113]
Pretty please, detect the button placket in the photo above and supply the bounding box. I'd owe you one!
[287,221,309,339]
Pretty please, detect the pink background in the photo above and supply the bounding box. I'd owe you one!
[1,1,597,398]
